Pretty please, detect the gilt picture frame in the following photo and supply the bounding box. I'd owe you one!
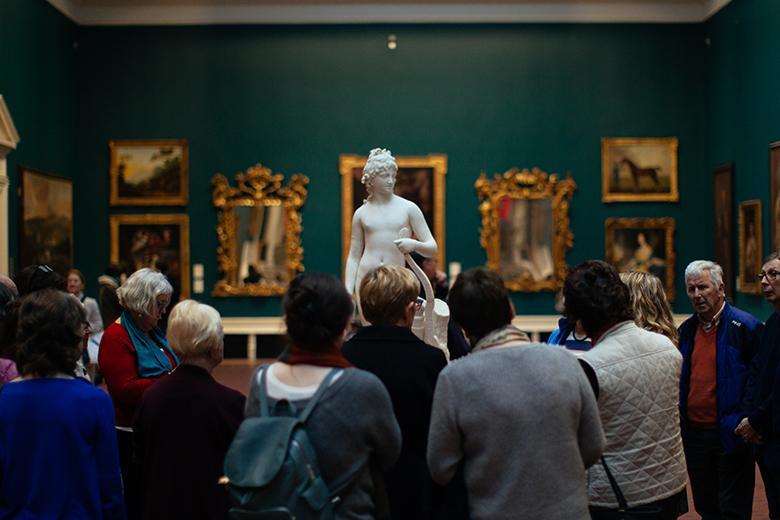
[738,200,762,294]
[340,154,446,271]
[109,139,188,206]
[475,167,576,292]
[605,217,676,301]
[713,162,735,298]
[18,166,73,274]
[110,214,190,298]
[770,141,780,251]
[602,137,679,202]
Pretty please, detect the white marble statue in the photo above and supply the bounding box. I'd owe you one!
[344,148,449,358]
[344,148,437,297]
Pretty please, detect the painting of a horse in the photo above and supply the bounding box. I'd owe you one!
[602,137,678,202]
[620,158,661,191]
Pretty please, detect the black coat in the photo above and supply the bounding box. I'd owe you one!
[343,325,448,519]
[134,364,245,520]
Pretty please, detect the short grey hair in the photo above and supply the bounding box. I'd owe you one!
[685,260,724,288]
[763,251,780,265]
[166,300,223,361]
[117,268,173,316]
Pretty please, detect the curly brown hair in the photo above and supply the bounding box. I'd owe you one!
[14,289,85,377]
[564,260,633,337]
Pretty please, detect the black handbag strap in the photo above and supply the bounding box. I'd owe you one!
[256,365,341,423]
[600,456,629,511]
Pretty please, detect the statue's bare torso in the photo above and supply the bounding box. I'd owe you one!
[344,150,437,296]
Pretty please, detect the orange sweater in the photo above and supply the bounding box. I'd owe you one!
[687,325,718,428]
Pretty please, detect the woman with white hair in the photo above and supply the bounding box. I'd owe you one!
[344,148,438,298]
[134,300,245,520]
[98,267,179,519]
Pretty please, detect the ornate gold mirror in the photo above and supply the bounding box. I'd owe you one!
[475,167,576,292]
[211,164,308,296]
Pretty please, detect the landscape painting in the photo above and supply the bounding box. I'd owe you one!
[18,167,73,274]
[110,139,188,206]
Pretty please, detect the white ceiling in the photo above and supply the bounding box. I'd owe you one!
[46,0,732,25]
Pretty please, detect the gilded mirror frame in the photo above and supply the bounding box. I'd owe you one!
[340,154,447,274]
[211,164,308,297]
[475,167,576,292]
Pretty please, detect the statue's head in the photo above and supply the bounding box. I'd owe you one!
[361,148,397,199]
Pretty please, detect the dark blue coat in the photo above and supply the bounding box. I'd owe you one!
[678,302,763,453]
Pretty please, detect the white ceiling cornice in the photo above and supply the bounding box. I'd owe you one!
[46,0,732,26]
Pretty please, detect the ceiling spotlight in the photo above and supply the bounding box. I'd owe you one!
[387,34,397,50]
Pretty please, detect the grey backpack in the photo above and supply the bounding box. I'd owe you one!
[223,368,344,519]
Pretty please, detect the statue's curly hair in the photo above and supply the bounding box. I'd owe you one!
[361,148,397,200]
[563,260,633,336]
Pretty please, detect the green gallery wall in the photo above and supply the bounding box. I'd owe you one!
[0,0,78,268]
[1,0,777,318]
[705,0,780,318]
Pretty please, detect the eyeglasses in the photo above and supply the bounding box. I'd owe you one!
[757,270,780,281]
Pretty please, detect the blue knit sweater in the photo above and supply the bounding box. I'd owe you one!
[0,378,125,519]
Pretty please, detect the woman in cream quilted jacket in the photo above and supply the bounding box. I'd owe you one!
[565,261,688,519]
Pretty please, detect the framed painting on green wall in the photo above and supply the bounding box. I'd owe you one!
[110,214,190,299]
[605,217,675,301]
[339,153,447,273]
[109,139,188,206]
[713,162,735,298]
[601,137,679,203]
[18,166,73,275]
[738,200,762,295]
[770,141,780,251]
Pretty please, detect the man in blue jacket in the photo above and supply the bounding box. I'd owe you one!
[736,251,780,519]
[679,260,764,519]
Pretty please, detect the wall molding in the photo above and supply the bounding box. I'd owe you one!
[703,0,731,19]
[47,0,732,26]
[0,96,19,276]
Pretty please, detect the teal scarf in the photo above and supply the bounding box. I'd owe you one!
[121,311,179,377]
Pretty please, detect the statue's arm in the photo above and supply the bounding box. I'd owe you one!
[394,202,438,258]
[345,210,365,296]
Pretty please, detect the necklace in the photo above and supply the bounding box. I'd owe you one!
[573,331,589,342]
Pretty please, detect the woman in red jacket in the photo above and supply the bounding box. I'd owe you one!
[98,267,178,519]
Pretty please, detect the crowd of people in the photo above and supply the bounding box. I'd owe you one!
[2,254,780,519]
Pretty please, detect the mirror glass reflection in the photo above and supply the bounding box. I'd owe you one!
[235,205,288,287]
[498,197,554,282]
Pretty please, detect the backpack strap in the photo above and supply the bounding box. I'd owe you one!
[257,365,342,420]
[298,368,342,424]
[256,366,272,417]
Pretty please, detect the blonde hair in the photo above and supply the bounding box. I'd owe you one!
[620,271,678,346]
[359,264,419,326]
[166,300,224,361]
